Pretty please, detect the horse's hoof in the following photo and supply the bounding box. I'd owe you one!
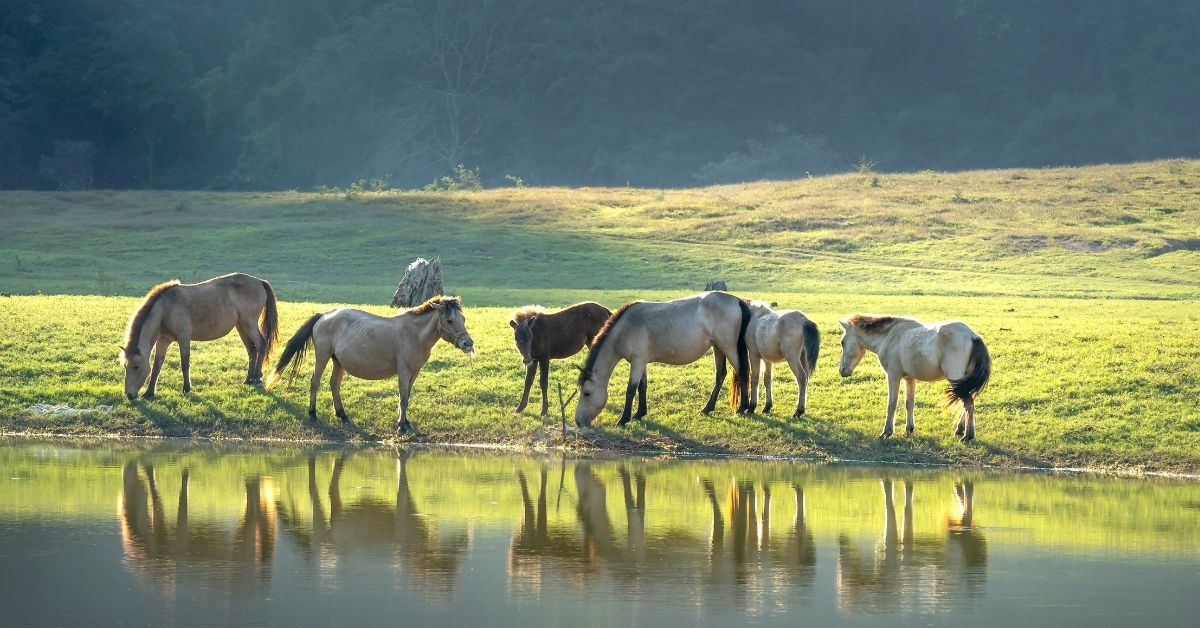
[700,407,715,415]
[396,422,415,435]
[182,386,191,394]
[791,412,803,420]
[141,392,155,400]
[337,413,352,425]
[906,426,914,436]
[307,411,318,422]
[879,431,893,439]
[961,433,975,443]
[762,403,772,414]
[540,410,550,418]
[515,404,527,413]
[617,417,631,427]
[633,412,647,422]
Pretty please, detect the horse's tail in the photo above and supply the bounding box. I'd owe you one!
[946,336,991,406]
[729,299,752,411]
[267,313,324,390]
[258,279,279,367]
[802,318,821,375]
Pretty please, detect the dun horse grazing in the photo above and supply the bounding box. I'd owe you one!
[838,314,991,441]
[267,295,474,434]
[574,291,752,427]
[120,273,278,400]
[510,301,611,416]
[745,300,821,418]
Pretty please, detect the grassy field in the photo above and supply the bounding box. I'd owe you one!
[0,160,1198,473]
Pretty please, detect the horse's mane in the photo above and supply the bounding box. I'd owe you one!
[124,280,180,351]
[510,305,546,325]
[846,314,906,333]
[579,301,640,383]
[407,295,462,316]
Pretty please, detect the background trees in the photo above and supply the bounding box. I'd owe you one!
[2,0,1197,190]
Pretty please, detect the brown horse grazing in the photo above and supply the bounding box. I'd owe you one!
[267,295,474,434]
[121,272,278,400]
[574,291,752,427]
[510,301,611,416]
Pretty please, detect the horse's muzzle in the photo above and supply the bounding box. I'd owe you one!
[126,392,137,401]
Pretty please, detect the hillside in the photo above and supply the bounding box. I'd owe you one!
[0,161,1198,472]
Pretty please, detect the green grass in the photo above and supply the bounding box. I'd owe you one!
[1,160,1198,472]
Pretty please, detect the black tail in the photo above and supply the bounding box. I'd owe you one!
[258,280,279,367]
[729,298,752,411]
[946,336,991,406]
[802,319,821,374]
[267,313,324,390]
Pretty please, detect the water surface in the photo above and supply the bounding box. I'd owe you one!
[0,440,1197,627]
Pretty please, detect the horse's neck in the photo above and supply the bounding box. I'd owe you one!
[136,304,167,352]
[588,339,622,384]
[406,311,442,351]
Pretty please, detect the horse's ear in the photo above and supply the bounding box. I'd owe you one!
[509,319,518,328]
[839,320,851,331]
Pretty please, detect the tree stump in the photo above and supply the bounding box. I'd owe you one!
[705,280,728,291]
[391,257,444,307]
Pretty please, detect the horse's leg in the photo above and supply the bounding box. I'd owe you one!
[308,349,331,422]
[143,337,171,399]
[749,353,762,412]
[396,369,418,434]
[236,323,259,385]
[956,409,967,437]
[619,361,647,426]
[330,360,351,424]
[961,396,976,442]
[702,349,728,414]
[178,336,192,394]
[904,377,916,435]
[788,357,808,418]
[633,371,648,421]
[764,361,775,414]
[538,358,551,417]
[880,372,900,438]
[515,363,536,413]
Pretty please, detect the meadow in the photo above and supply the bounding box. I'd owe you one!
[1,160,1197,473]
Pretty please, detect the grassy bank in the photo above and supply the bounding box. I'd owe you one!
[1,161,1198,472]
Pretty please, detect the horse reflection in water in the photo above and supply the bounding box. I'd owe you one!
[836,477,988,614]
[118,462,278,597]
[276,451,469,597]
[507,463,816,611]
[508,462,650,594]
[701,478,817,608]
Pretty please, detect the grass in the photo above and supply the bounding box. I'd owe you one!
[0,160,1198,473]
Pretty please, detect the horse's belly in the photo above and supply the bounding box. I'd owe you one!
[340,359,396,380]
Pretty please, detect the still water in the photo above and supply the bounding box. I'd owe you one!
[0,440,1197,627]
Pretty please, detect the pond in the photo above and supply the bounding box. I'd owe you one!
[0,440,1197,627]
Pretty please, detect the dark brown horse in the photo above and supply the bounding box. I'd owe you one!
[510,301,611,416]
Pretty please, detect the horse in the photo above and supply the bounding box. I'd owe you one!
[838,314,991,441]
[267,295,474,434]
[574,291,752,427]
[745,300,821,418]
[510,301,612,416]
[120,272,278,400]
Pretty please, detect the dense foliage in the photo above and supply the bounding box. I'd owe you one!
[2,0,1198,190]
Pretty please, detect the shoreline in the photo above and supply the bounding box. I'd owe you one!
[5,429,1196,481]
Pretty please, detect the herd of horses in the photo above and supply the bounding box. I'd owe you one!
[120,272,992,441]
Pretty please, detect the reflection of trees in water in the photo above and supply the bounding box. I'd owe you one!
[275,451,469,599]
[118,462,277,598]
[836,478,988,615]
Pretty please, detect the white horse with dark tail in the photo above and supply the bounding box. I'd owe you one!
[838,314,990,441]
[745,301,821,418]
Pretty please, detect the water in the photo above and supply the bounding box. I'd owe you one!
[0,440,1197,627]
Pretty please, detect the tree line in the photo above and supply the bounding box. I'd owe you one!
[2,0,1197,190]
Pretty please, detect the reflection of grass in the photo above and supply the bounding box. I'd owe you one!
[1,442,1197,558]
[1,292,1198,473]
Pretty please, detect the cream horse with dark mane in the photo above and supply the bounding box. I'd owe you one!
[839,315,991,441]
[268,296,474,434]
[574,291,752,427]
[121,272,278,400]
[745,300,821,418]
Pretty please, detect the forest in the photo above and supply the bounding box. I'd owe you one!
[2,0,1197,190]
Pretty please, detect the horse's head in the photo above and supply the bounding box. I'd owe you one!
[433,298,474,355]
[573,367,607,427]
[120,345,150,400]
[509,315,538,366]
[838,320,868,377]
